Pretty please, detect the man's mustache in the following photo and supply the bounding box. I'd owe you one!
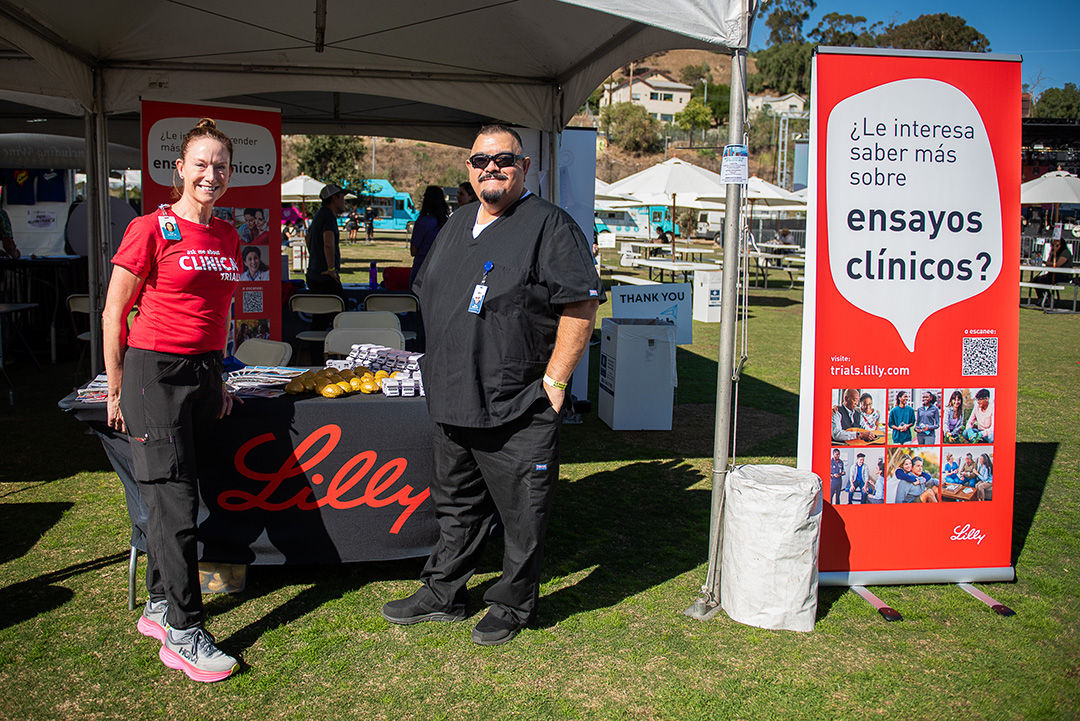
[479,172,508,182]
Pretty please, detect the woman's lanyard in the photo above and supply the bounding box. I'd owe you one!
[467,261,494,314]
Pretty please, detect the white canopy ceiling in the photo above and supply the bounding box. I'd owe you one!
[0,0,756,148]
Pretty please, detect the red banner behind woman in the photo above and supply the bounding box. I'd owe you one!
[142,100,282,346]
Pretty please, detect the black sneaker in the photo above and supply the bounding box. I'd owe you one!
[470,611,526,646]
[381,590,466,625]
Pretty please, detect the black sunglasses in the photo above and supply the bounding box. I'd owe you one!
[467,152,524,169]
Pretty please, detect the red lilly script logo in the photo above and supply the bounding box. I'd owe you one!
[219,424,429,534]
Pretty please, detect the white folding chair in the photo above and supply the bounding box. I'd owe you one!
[235,338,293,366]
[323,327,406,359]
[289,294,344,362]
[333,310,401,330]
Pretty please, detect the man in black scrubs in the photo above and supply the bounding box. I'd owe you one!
[382,125,603,645]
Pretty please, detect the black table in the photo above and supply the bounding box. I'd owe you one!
[0,255,88,362]
[1,302,40,404]
[60,391,439,566]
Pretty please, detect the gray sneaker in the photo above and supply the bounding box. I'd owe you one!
[137,598,168,642]
[159,625,239,682]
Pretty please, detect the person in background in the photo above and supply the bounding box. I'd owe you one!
[975,453,994,501]
[655,225,669,244]
[943,390,965,443]
[963,388,995,443]
[845,452,873,504]
[0,206,17,258]
[238,208,258,243]
[346,209,360,243]
[866,457,885,504]
[943,452,960,484]
[858,392,880,433]
[1031,236,1073,307]
[304,183,346,328]
[888,390,916,444]
[911,457,939,503]
[915,390,940,445]
[958,452,978,486]
[241,245,270,281]
[829,448,844,505]
[409,185,450,291]
[383,124,603,646]
[456,181,477,208]
[364,205,376,243]
[832,388,876,443]
[102,118,242,683]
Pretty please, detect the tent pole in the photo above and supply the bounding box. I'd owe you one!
[85,67,112,378]
[687,48,747,620]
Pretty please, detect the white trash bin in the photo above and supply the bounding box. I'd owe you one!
[721,464,822,632]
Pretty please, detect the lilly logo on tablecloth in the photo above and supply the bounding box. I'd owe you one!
[220,424,428,534]
[826,78,1003,351]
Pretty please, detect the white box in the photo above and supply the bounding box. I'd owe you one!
[693,270,724,323]
[598,318,676,431]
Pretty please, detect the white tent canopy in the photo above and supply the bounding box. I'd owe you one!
[0,1,754,148]
[697,175,806,208]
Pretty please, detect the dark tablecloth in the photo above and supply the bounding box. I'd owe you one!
[60,391,438,565]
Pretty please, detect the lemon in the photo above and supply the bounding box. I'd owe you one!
[360,378,380,394]
[320,383,344,398]
[349,376,364,392]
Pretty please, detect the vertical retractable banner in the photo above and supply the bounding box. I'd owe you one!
[797,48,1021,585]
[141,100,282,346]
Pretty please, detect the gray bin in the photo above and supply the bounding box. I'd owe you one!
[721,464,822,632]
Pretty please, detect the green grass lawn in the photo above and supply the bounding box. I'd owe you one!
[2,253,1079,719]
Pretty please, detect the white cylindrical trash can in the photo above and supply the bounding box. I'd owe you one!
[720,464,822,632]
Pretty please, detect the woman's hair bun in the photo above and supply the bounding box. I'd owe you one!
[195,117,217,130]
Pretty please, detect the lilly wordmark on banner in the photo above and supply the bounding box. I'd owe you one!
[797,48,1020,586]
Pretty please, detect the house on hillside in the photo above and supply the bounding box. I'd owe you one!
[601,71,693,123]
[748,92,806,116]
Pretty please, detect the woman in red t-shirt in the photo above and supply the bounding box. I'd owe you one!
[102,118,242,683]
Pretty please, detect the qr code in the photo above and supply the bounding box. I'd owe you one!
[242,290,263,314]
[962,337,998,376]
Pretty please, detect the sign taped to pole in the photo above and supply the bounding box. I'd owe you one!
[797,48,1021,586]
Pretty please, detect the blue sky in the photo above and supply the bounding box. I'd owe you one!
[750,1,1079,94]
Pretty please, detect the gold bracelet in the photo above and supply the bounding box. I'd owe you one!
[543,373,567,390]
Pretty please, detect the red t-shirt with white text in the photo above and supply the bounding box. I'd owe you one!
[112,208,241,354]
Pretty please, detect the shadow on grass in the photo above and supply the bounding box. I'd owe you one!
[1013,441,1056,566]
[0,551,127,631]
[212,559,424,654]
[534,459,710,625]
[745,293,803,308]
[0,502,73,565]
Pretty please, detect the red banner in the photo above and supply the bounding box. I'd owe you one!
[141,100,282,345]
[798,49,1020,584]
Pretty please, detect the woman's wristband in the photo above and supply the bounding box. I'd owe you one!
[543,373,567,390]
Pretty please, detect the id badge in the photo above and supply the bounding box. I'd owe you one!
[467,284,488,314]
[158,215,182,241]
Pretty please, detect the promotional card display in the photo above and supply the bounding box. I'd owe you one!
[141,100,282,345]
[797,48,1020,585]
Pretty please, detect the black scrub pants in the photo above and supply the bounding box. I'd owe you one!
[419,400,562,627]
[304,272,346,330]
[121,347,222,631]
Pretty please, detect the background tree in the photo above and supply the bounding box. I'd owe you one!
[675,98,713,139]
[876,13,990,52]
[808,12,879,46]
[679,63,713,86]
[748,42,815,96]
[695,82,731,127]
[1033,83,1080,119]
[601,102,662,154]
[295,135,367,190]
[761,0,817,45]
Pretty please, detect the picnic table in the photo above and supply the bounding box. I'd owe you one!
[1019,263,1080,312]
[748,251,806,288]
[670,246,716,263]
[632,258,717,283]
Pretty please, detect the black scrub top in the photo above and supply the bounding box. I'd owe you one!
[414,193,604,428]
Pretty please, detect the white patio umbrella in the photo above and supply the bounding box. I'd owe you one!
[1021,170,1080,229]
[608,158,729,253]
[280,174,327,204]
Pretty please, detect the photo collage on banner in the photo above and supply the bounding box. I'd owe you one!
[141,100,282,349]
[799,48,1020,583]
[828,386,995,506]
